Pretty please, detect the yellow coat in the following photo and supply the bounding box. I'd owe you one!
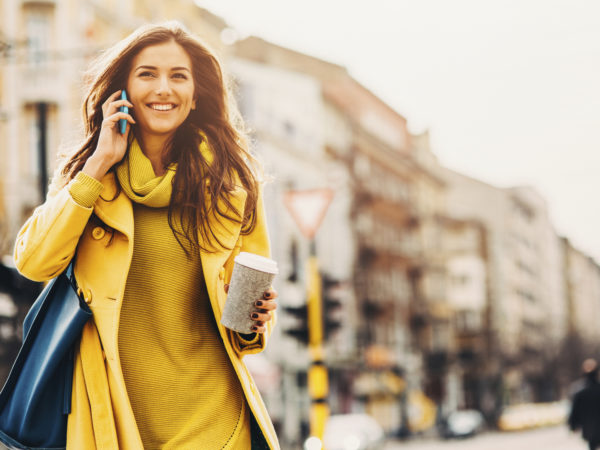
[13,171,279,449]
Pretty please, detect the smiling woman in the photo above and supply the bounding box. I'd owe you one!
[13,21,279,450]
[127,42,197,173]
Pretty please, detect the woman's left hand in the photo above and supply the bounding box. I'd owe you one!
[249,288,278,334]
[224,285,278,334]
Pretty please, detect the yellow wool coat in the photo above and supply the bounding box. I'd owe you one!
[13,169,279,449]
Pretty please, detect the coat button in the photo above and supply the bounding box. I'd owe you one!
[92,227,106,240]
[218,267,226,280]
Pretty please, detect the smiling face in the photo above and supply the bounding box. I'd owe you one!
[126,40,196,147]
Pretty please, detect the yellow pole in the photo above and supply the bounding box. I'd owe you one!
[307,252,330,443]
[307,255,323,347]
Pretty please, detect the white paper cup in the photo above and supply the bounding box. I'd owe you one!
[220,252,278,333]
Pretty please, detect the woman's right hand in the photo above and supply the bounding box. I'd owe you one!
[82,90,135,181]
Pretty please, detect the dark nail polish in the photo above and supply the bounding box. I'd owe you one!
[256,300,263,307]
[251,313,259,319]
[264,292,272,298]
[252,326,258,331]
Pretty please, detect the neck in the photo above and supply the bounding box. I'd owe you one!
[137,132,173,176]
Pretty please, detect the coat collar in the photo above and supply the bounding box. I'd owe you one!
[93,171,247,258]
[93,133,214,233]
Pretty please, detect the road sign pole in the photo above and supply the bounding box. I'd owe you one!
[283,188,335,446]
[307,241,329,443]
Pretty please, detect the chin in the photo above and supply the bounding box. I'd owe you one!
[145,122,185,135]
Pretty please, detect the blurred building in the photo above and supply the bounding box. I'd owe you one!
[231,37,411,437]
[440,216,492,414]
[442,168,568,407]
[555,239,600,394]
[325,76,421,434]
[563,239,600,348]
[234,36,461,435]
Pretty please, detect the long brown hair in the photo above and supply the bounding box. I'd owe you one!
[59,21,260,253]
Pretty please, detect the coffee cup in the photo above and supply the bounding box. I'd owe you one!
[220,252,278,334]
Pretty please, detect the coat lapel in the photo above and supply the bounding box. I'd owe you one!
[93,173,134,241]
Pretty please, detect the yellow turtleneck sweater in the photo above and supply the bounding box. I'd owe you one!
[69,142,252,449]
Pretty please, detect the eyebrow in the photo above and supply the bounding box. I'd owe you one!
[135,65,191,73]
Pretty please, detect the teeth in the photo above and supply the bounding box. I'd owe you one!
[150,104,175,111]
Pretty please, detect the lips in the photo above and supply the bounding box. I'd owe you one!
[147,103,177,111]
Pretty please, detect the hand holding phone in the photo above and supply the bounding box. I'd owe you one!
[119,90,129,134]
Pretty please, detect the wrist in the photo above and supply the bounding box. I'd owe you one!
[82,154,114,181]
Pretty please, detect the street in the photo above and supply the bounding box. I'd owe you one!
[384,426,586,450]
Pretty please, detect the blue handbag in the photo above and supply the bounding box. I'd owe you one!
[0,262,92,450]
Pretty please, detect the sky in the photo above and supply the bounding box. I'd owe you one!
[197,0,600,262]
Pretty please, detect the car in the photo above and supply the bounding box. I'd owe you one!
[317,413,385,450]
[441,409,485,438]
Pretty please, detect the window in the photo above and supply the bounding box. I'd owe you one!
[24,5,53,66]
[452,274,470,286]
[456,310,482,332]
[283,120,295,138]
[431,323,451,351]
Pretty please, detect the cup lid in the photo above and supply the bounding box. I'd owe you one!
[234,252,279,274]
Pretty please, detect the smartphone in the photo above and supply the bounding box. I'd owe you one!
[119,90,129,135]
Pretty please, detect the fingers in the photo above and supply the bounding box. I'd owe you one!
[254,298,277,311]
[251,323,267,334]
[251,311,272,323]
[102,90,134,116]
[250,291,277,334]
[102,90,124,114]
[102,111,136,128]
[263,288,278,301]
[106,99,134,117]
[104,90,123,105]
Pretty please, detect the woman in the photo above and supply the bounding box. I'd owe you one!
[14,22,279,449]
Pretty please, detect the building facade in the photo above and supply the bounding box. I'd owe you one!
[442,168,570,407]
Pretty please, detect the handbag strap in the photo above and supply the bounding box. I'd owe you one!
[65,261,75,283]
[65,259,78,290]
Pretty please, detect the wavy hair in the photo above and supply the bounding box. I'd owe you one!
[59,21,260,253]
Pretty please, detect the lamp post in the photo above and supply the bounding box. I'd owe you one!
[36,102,48,201]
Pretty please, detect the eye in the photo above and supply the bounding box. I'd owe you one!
[172,73,188,79]
[139,71,155,78]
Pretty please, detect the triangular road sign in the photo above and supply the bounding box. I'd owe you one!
[283,189,334,240]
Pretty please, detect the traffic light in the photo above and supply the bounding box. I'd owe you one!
[283,273,343,345]
[283,304,309,344]
[321,273,342,340]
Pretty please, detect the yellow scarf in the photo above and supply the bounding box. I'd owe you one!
[116,139,176,207]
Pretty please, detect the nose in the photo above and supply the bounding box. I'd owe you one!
[155,75,172,96]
